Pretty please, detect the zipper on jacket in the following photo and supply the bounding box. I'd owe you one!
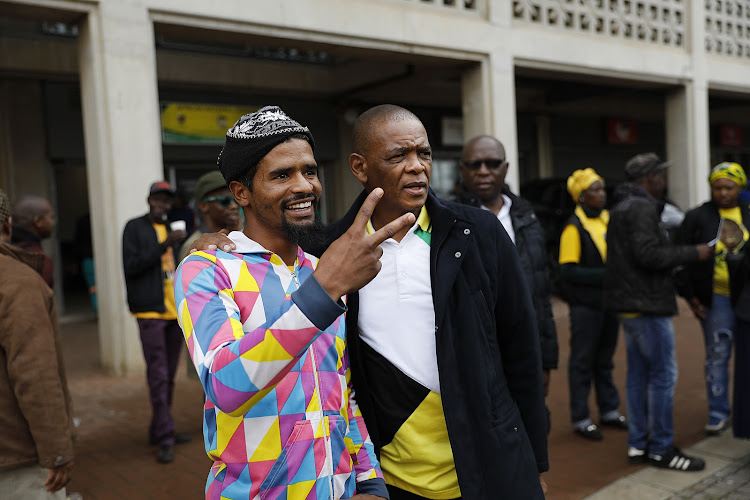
[289,261,333,498]
[308,345,334,499]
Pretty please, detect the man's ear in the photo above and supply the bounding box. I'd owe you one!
[196,201,209,216]
[228,181,252,208]
[349,153,368,184]
[499,161,510,184]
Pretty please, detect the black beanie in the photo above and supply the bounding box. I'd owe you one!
[217,106,315,183]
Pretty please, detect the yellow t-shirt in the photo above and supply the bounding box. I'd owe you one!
[379,391,461,499]
[134,224,177,320]
[713,207,749,296]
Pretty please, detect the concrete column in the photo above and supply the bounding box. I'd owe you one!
[78,2,164,375]
[330,109,362,220]
[461,61,492,143]
[461,50,519,191]
[665,0,710,210]
[666,83,710,209]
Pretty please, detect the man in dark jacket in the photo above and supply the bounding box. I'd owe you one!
[455,135,558,410]
[122,181,189,463]
[604,153,713,471]
[0,189,75,497]
[329,106,547,499]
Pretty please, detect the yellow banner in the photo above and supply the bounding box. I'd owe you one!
[161,103,259,144]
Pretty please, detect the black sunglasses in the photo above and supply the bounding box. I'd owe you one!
[462,159,506,170]
[202,195,237,208]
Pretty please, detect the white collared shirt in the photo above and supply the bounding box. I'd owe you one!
[357,209,439,393]
[482,193,515,244]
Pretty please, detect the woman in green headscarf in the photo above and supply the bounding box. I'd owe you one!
[559,168,625,441]
[676,162,750,436]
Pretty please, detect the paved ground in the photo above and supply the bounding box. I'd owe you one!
[587,431,750,499]
[58,298,749,499]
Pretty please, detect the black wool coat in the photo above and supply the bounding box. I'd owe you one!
[604,183,700,316]
[122,214,175,314]
[454,186,558,371]
[317,191,548,499]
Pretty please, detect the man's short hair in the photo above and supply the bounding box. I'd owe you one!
[12,195,49,228]
[0,189,11,225]
[351,104,420,157]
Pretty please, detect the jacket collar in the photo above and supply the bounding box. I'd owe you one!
[10,225,40,245]
[227,230,307,265]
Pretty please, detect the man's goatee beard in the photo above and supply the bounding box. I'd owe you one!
[281,214,324,251]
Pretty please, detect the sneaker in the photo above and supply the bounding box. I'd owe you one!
[574,423,603,441]
[648,446,705,471]
[628,447,647,465]
[705,418,729,436]
[601,415,629,430]
[156,444,174,464]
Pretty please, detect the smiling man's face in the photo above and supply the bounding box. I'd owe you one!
[242,137,322,249]
[359,117,432,224]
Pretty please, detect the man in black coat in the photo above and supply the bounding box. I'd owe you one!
[604,153,712,472]
[121,181,189,464]
[455,135,558,411]
[328,106,547,499]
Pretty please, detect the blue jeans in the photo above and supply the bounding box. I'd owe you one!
[700,294,734,421]
[621,316,678,456]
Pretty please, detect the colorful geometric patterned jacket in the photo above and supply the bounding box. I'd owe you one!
[175,232,387,500]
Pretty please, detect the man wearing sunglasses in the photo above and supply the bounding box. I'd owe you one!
[455,136,561,434]
[178,171,242,263]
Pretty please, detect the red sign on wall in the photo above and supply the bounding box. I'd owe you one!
[607,118,638,144]
[720,124,742,147]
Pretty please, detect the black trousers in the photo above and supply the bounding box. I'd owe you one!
[387,485,461,500]
[567,305,621,423]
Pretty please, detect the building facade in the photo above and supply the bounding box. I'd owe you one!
[0,0,748,374]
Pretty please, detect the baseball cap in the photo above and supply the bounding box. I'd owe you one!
[149,181,175,197]
[193,171,228,202]
[624,153,671,181]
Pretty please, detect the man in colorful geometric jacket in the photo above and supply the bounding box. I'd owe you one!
[175,106,412,500]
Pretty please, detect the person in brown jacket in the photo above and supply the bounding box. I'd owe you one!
[0,189,75,498]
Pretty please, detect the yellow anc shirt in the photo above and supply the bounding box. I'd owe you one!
[379,392,460,499]
[134,224,178,320]
[558,207,608,265]
[713,207,749,296]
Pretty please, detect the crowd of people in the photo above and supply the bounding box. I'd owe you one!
[178,105,750,498]
[1,102,749,499]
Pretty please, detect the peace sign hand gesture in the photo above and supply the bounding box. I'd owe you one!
[314,188,416,301]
